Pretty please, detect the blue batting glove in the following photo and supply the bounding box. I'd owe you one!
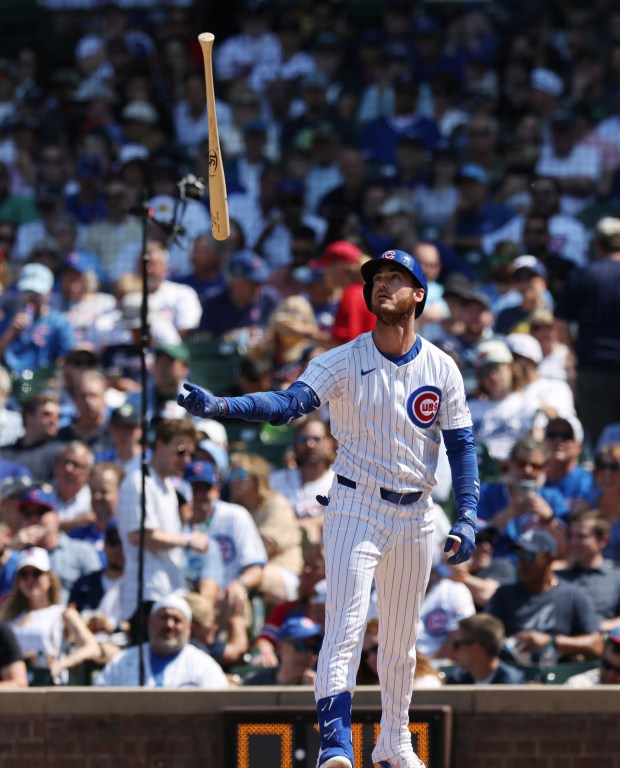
[443,520,476,565]
[177,382,224,418]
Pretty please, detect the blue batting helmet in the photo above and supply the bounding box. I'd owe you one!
[361,249,428,317]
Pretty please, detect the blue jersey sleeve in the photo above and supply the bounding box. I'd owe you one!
[222,381,321,425]
[442,426,480,526]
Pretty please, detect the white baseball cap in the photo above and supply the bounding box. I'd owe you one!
[18,263,54,296]
[192,418,228,448]
[150,593,192,622]
[506,333,543,365]
[475,339,513,367]
[530,67,563,97]
[17,547,51,573]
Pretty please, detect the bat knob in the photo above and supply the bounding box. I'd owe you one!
[446,534,462,545]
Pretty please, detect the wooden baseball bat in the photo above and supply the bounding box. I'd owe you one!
[198,32,230,241]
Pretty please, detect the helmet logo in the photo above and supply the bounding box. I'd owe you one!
[407,386,441,428]
[382,250,396,259]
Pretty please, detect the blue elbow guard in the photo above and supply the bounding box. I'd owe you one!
[270,382,321,425]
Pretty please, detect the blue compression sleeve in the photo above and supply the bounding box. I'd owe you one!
[220,381,321,425]
[442,426,479,526]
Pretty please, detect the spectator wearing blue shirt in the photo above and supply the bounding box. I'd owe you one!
[171,232,227,305]
[478,436,569,558]
[0,263,75,374]
[544,416,597,512]
[198,250,280,339]
[360,72,441,168]
[445,164,516,274]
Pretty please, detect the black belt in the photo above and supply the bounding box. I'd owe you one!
[336,475,422,505]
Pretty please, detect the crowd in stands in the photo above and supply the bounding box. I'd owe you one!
[0,0,620,689]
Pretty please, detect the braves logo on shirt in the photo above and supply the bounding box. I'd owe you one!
[407,386,441,428]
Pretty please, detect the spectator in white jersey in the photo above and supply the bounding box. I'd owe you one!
[116,419,209,621]
[183,460,267,623]
[96,593,228,688]
[269,415,336,544]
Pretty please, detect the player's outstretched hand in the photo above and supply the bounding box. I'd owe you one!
[177,382,220,418]
[443,521,476,565]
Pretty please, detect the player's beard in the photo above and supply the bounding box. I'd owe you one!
[373,290,416,325]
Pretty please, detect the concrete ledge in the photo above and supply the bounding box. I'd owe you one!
[0,685,618,715]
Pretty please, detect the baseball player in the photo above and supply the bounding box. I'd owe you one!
[177,249,479,768]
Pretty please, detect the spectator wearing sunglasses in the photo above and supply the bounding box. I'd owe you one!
[446,613,526,685]
[270,415,335,545]
[449,520,517,611]
[116,418,209,621]
[544,416,596,512]
[486,529,603,666]
[1,546,100,685]
[590,444,620,564]
[527,307,575,386]
[242,616,323,686]
[558,508,620,632]
[564,626,620,687]
[478,436,569,558]
[1,393,62,483]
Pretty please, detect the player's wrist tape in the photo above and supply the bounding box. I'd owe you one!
[456,510,477,530]
[215,398,228,417]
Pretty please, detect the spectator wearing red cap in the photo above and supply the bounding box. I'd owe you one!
[303,240,370,341]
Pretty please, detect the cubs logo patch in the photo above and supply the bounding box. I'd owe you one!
[407,386,441,428]
[382,250,396,260]
[214,534,236,564]
[425,608,448,636]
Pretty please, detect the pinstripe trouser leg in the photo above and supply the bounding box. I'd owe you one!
[315,484,434,767]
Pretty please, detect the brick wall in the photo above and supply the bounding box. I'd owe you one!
[0,687,618,768]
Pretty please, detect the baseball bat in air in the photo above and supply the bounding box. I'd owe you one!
[198,32,230,241]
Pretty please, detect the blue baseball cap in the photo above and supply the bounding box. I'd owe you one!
[228,250,271,282]
[62,250,97,274]
[19,486,57,512]
[184,461,218,486]
[458,164,489,184]
[513,528,557,556]
[278,616,324,642]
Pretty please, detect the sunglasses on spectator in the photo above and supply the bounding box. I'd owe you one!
[515,459,546,471]
[601,658,620,674]
[18,568,45,580]
[595,460,620,472]
[545,431,573,441]
[452,639,476,650]
[297,435,323,444]
[229,468,250,481]
[514,549,536,563]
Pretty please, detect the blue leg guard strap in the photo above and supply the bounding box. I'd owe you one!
[317,692,354,766]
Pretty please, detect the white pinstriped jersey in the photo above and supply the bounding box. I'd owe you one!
[298,333,471,495]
